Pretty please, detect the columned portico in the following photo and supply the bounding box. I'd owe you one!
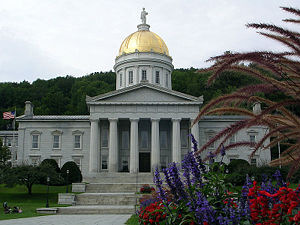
[172,118,181,163]
[151,118,160,171]
[108,118,118,172]
[130,118,139,173]
[89,119,99,172]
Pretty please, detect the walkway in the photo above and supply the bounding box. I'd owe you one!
[0,214,132,225]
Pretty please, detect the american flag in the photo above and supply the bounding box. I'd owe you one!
[3,111,15,120]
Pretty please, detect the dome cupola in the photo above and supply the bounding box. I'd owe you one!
[114,8,174,90]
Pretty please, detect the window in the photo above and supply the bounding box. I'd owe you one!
[32,135,39,149]
[129,71,133,84]
[160,156,168,170]
[72,130,83,150]
[229,135,236,145]
[140,130,149,149]
[160,131,168,149]
[101,155,108,170]
[180,129,188,148]
[52,130,62,149]
[206,132,215,149]
[7,138,12,147]
[73,156,82,171]
[53,135,60,149]
[74,135,81,149]
[15,137,18,147]
[142,70,147,80]
[121,156,129,172]
[165,73,169,87]
[120,73,122,87]
[250,158,257,166]
[250,135,256,147]
[30,156,40,166]
[155,71,160,84]
[101,127,108,147]
[121,130,129,149]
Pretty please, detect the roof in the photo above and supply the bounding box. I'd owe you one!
[16,115,90,122]
[86,81,203,104]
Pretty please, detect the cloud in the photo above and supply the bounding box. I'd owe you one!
[0,29,81,82]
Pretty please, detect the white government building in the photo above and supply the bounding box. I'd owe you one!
[15,11,271,178]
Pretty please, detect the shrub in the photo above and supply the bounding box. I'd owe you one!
[40,159,60,173]
[38,162,64,186]
[61,161,82,184]
[227,159,250,173]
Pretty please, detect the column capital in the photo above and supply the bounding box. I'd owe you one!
[90,118,99,122]
[130,118,139,122]
[108,118,118,122]
[151,118,160,122]
[171,118,181,122]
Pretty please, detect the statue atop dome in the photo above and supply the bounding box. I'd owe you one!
[141,8,148,24]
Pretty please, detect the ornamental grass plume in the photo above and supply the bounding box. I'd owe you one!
[193,6,300,179]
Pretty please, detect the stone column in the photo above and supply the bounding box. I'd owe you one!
[151,118,160,171]
[108,118,118,172]
[172,118,181,163]
[89,119,99,172]
[150,66,154,83]
[130,118,139,173]
[191,118,200,151]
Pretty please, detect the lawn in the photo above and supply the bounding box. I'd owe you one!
[0,184,69,220]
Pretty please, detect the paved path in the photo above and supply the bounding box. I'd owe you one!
[0,214,132,225]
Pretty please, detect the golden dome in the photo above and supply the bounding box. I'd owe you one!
[118,29,170,56]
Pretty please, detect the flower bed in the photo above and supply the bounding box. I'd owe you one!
[138,135,300,225]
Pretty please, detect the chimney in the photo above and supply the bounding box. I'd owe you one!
[253,102,261,115]
[24,101,34,116]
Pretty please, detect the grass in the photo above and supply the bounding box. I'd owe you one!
[125,214,139,225]
[0,184,69,220]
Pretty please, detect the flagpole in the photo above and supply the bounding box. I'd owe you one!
[12,107,16,166]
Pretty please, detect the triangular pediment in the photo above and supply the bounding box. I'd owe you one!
[86,82,203,104]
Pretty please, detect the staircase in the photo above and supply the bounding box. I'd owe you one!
[57,173,154,214]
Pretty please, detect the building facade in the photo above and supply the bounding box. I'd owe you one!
[15,12,271,178]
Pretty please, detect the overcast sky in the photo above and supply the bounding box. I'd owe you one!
[1,0,300,83]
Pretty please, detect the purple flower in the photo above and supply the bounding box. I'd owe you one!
[221,144,226,156]
[153,167,167,202]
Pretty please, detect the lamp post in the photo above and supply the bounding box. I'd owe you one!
[66,169,69,193]
[46,176,50,208]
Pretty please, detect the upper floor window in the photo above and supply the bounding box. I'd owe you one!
[72,130,84,150]
[142,70,147,81]
[32,135,39,149]
[52,130,62,149]
[155,71,160,84]
[31,130,42,149]
[180,129,189,148]
[121,130,129,150]
[129,71,133,84]
[160,131,168,149]
[101,126,108,148]
[53,135,60,149]
[119,73,123,87]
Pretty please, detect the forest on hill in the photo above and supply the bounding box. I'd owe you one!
[0,66,277,130]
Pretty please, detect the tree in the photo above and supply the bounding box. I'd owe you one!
[61,161,82,184]
[0,138,11,169]
[4,165,40,195]
[193,7,300,179]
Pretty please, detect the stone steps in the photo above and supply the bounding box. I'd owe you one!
[83,172,154,183]
[85,183,150,193]
[57,205,136,214]
[75,193,138,205]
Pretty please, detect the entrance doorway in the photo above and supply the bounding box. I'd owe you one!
[139,152,150,172]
